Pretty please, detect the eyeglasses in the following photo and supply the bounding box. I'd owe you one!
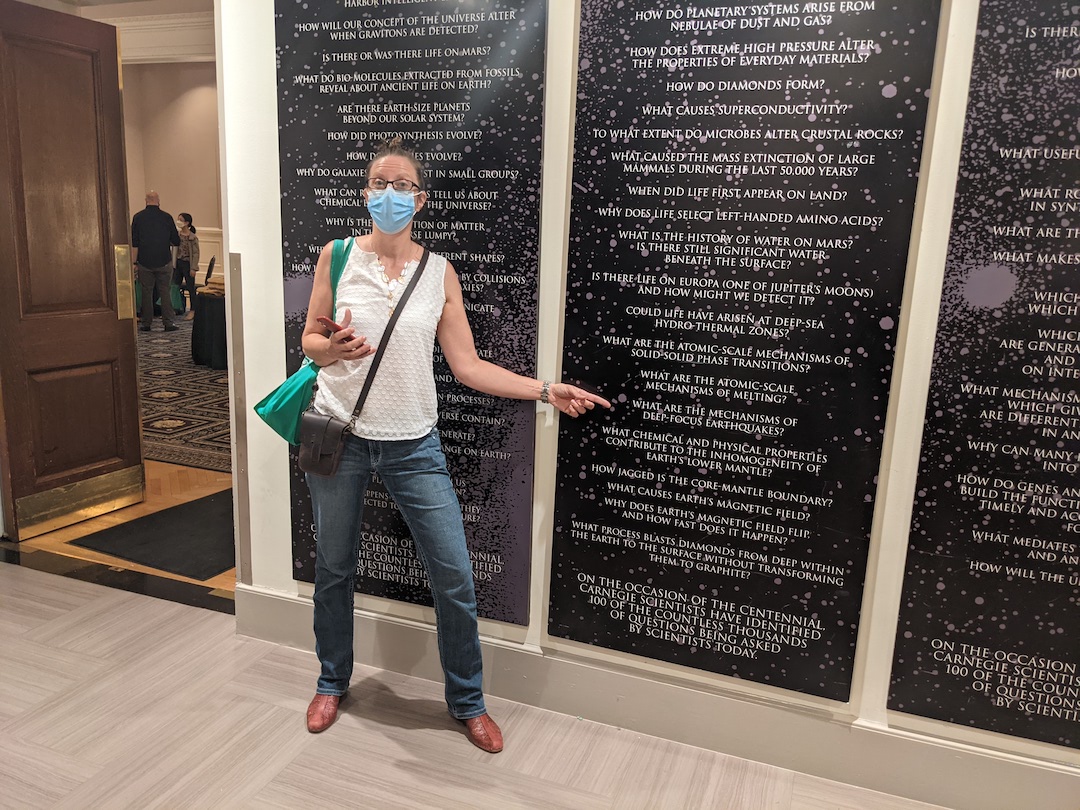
[367,177,421,193]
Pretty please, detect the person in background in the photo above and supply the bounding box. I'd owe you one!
[132,190,180,332]
[175,212,200,320]
[300,138,611,752]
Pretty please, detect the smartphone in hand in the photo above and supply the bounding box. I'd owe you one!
[316,315,345,332]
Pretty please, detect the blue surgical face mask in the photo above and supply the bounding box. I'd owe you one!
[366,188,418,234]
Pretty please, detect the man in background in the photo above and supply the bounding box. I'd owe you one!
[132,190,180,331]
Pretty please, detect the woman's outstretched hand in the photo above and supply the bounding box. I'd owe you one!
[549,383,612,417]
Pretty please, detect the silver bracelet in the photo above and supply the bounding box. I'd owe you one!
[540,380,551,404]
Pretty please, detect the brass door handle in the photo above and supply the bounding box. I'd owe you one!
[115,244,133,320]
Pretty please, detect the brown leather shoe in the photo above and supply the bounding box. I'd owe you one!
[306,693,343,733]
[461,713,503,753]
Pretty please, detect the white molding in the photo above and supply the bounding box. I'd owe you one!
[235,586,1080,810]
[99,12,215,64]
[849,0,981,728]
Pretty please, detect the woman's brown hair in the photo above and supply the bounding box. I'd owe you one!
[367,136,426,190]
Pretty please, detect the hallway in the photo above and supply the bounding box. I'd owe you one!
[0,562,947,809]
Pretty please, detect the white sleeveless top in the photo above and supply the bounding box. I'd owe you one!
[313,246,446,440]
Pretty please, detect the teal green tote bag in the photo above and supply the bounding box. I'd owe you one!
[254,238,352,445]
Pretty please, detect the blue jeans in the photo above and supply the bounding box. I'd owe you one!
[306,428,486,720]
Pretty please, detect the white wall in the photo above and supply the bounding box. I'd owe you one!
[220,3,1080,808]
[122,63,221,234]
[65,0,223,270]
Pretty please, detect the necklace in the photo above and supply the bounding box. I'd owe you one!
[380,245,421,314]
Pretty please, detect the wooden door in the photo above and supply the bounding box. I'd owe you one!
[0,0,143,540]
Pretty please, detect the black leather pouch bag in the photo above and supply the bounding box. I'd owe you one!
[297,410,350,476]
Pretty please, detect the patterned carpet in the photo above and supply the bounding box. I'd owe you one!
[138,320,232,472]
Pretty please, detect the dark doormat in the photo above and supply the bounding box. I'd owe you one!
[71,490,235,581]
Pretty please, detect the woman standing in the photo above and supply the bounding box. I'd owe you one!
[300,138,610,752]
[175,212,200,319]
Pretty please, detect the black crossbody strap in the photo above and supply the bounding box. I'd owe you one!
[347,247,431,427]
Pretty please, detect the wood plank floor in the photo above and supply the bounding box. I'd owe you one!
[0,562,952,810]
[17,460,235,593]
